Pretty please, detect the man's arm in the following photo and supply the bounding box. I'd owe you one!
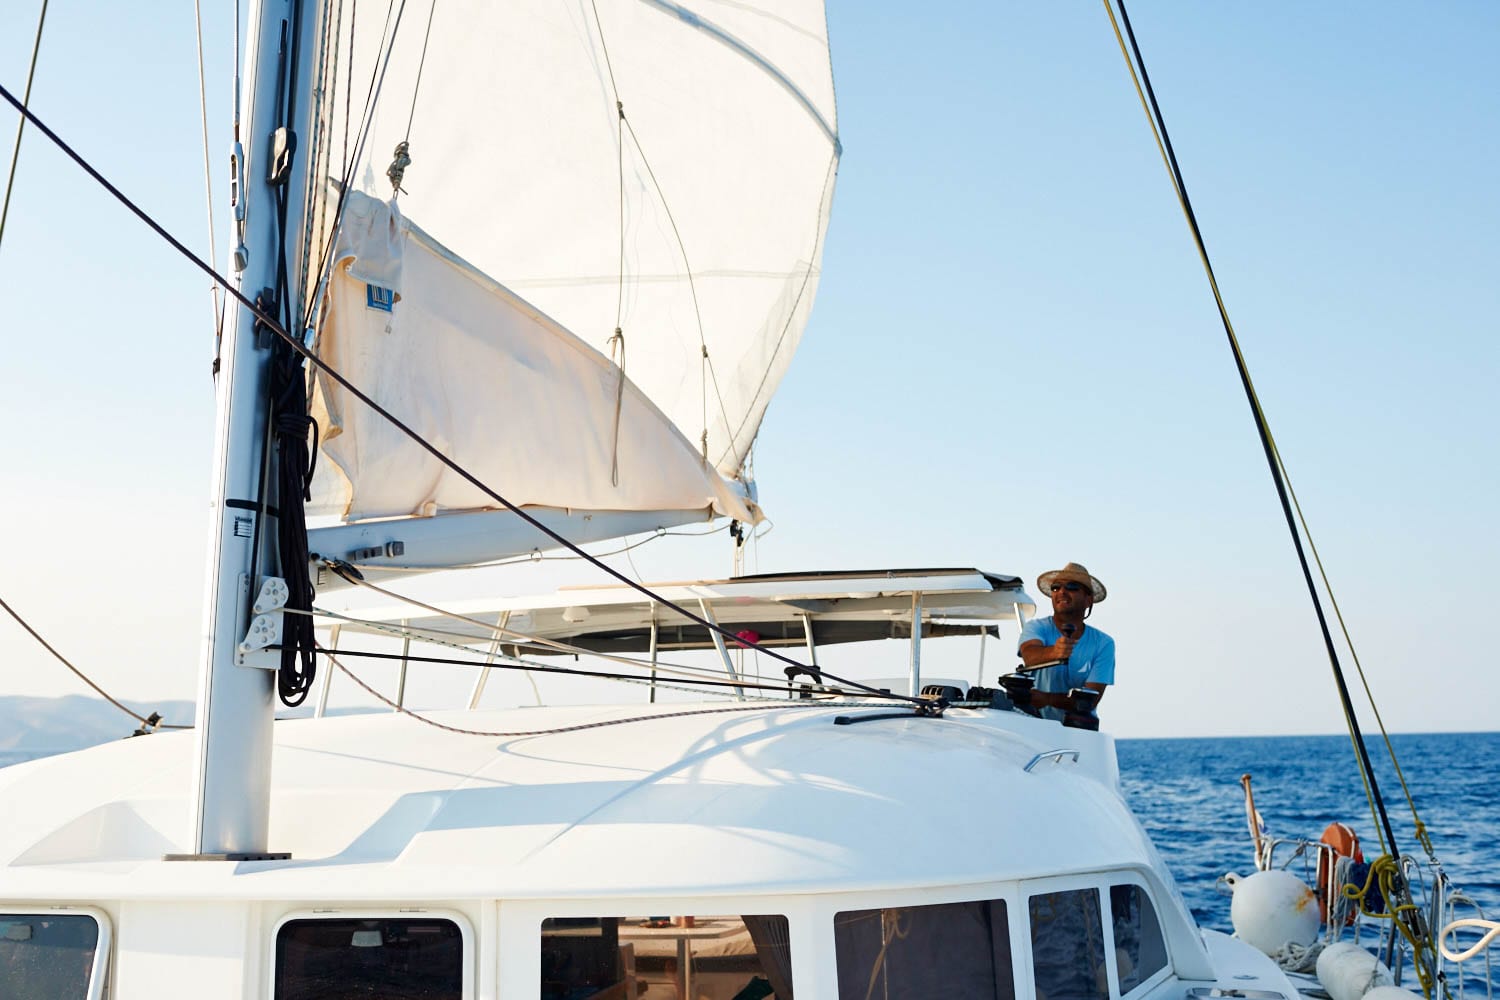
[1018,636,1075,668]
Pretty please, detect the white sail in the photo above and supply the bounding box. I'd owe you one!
[311,193,753,521]
[303,0,839,523]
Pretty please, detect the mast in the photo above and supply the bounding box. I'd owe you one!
[185,0,317,858]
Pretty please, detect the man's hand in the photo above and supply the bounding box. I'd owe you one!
[1052,634,1076,661]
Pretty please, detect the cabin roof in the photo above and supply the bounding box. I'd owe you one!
[0,701,1158,902]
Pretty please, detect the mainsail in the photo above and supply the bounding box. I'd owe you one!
[301,0,840,527]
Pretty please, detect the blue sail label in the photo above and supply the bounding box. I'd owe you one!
[366,284,395,312]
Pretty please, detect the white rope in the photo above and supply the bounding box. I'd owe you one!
[1269,940,1323,974]
[1440,917,1500,964]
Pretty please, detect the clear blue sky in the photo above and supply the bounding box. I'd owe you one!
[1,3,1496,738]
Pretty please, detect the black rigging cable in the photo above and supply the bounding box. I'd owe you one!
[309,645,811,698]
[1109,0,1403,863]
[0,81,924,711]
[0,595,189,730]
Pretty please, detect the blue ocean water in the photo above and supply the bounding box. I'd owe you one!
[1120,731,1500,990]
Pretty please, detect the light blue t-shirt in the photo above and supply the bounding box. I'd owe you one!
[1017,616,1115,721]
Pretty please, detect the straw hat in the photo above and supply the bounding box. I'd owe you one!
[1037,562,1107,603]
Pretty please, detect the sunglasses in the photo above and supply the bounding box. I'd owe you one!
[1050,582,1086,593]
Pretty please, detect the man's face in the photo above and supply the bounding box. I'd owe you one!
[1049,580,1091,616]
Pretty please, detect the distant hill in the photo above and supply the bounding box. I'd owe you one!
[0,695,196,753]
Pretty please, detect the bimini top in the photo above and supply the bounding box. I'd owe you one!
[322,566,1036,655]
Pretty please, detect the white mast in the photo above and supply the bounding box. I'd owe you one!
[186,0,317,858]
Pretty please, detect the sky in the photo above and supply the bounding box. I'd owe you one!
[0,2,1496,740]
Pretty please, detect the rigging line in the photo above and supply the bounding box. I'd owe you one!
[588,0,641,485]
[326,565,902,703]
[322,567,889,696]
[305,604,793,690]
[302,0,409,332]
[1106,0,1403,863]
[0,593,189,730]
[192,0,227,345]
[1270,436,1435,855]
[624,113,736,463]
[584,0,734,467]
[0,86,917,710]
[310,644,803,697]
[0,0,48,252]
[401,0,438,141]
[323,646,868,738]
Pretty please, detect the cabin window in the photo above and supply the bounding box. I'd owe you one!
[833,899,1014,1000]
[1110,884,1167,994]
[1029,888,1108,1000]
[0,912,104,999]
[541,914,792,1000]
[274,917,463,999]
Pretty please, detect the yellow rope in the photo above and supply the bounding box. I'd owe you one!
[1100,0,1437,858]
[1342,855,1437,994]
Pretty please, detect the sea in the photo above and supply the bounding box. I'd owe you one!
[1119,731,1500,992]
[3,733,1497,990]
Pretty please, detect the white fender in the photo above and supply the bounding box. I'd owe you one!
[1315,941,1396,1000]
[1224,870,1320,957]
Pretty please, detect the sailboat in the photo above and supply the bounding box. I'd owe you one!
[2,1,1496,999]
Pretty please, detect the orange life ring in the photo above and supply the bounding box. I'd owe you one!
[1316,821,1364,925]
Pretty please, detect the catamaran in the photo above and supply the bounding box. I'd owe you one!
[0,1,1495,998]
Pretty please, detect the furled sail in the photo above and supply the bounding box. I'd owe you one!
[302,0,840,524]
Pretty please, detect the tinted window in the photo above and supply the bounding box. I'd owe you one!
[1029,889,1107,1000]
[0,913,101,999]
[834,899,1013,1000]
[1111,884,1167,993]
[275,918,462,999]
[542,914,792,999]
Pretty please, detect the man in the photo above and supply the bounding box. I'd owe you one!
[1017,562,1114,722]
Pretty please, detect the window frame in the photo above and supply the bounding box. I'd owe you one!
[267,907,475,1000]
[1020,872,1174,1000]
[0,904,113,1000]
[1104,879,1172,999]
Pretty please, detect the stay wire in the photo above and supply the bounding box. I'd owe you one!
[192,0,225,342]
[322,645,878,739]
[308,645,800,698]
[0,0,48,253]
[325,566,908,703]
[0,83,914,709]
[302,0,409,333]
[1105,0,1403,864]
[304,606,777,691]
[1272,432,1438,860]
[0,594,189,730]
[402,0,438,142]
